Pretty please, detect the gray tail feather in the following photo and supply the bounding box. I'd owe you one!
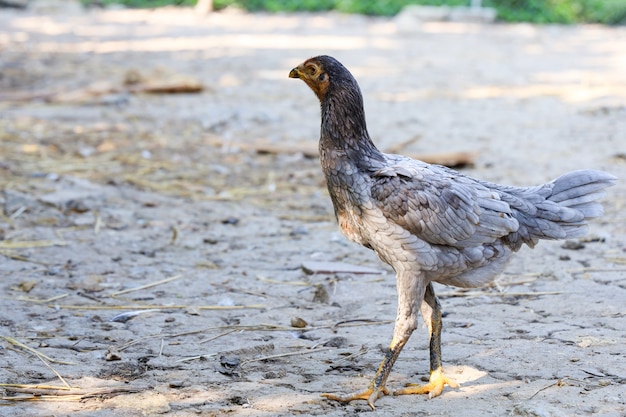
[549,170,617,218]
[505,169,616,249]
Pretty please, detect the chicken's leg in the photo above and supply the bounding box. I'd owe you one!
[394,283,459,397]
[322,272,424,409]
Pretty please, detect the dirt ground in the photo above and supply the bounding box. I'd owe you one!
[1,4,625,416]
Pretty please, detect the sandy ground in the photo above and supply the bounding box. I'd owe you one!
[1,5,625,417]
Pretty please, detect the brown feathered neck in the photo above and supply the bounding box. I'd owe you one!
[306,56,385,167]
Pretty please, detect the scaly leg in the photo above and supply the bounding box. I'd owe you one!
[394,283,459,398]
[323,271,425,409]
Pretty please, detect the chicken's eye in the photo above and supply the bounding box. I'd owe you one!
[306,65,317,76]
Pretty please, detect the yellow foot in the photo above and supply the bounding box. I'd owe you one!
[394,367,459,399]
[322,386,390,410]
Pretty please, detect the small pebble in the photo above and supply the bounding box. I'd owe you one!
[324,337,347,348]
[561,240,585,250]
[290,225,309,236]
[221,217,239,225]
[312,284,329,304]
[290,317,308,328]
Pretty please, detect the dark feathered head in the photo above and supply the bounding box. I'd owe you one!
[289,55,382,163]
[289,55,360,102]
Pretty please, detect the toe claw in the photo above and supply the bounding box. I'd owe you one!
[322,387,389,410]
[393,368,458,398]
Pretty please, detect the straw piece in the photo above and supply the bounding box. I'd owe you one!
[51,304,265,311]
[257,275,309,286]
[0,240,66,249]
[35,354,72,390]
[330,319,392,332]
[603,257,626,265]
[14,293,70,304]
[94,210,102,234]
[9,206,27,220]
[169,226,178,245]
[1,336,75,365]
[0,250,52,265]
[438,290,563,299]
[211,283,268,299]
[0,383,72,390]
[1,385,145,401]
[108,274,183,297]
[198,329,238,344]
[175,353,218,363]
[567,267,626,275]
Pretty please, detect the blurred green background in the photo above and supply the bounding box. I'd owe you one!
[81,0,626,24]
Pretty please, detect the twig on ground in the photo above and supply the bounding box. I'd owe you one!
[211,282,269,299]
[527,378,583,400]
[198,329,238,344]
[331,319,393,332]
[240,347,332,366]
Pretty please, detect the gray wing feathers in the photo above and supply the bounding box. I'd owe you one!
[370,159,615,252]
[370,161,519,248]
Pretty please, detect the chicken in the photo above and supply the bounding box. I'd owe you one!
[288,55,616,409]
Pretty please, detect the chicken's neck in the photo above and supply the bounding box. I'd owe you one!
[319,91,385,170]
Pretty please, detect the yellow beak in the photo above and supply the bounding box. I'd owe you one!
[288,67,300,78]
